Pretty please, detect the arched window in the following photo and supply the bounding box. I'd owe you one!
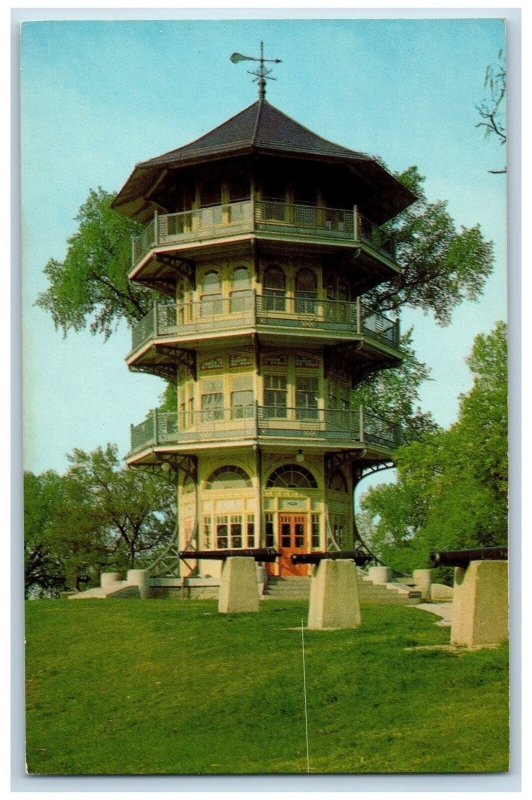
[205,466,252,490]
[266,464,318,489]
[263,266,286,312]
[201,270,223,316]
[329,470,348,493]
[231,266,253,313]
[296,269,317,314]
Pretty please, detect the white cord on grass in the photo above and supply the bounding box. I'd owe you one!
[301,618,310,773]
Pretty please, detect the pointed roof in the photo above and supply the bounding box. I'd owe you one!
[139,100,374,167]
[113,100,415,220]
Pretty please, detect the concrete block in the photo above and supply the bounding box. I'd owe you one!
[100,572,121,589]
[430,583,454,601]
[307,559,361,630]
[127,569,149,598]
[218,557,260,613]
[451,560,508,648]
[413,568,432,601]
[367,566,391,585]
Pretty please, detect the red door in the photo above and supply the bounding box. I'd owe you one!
[278,514,308,576]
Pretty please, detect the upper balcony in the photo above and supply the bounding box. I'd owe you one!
[126,294,401,376]
[127,405,401,465]
[130,200,398,281]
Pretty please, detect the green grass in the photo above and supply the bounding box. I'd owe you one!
[25,599,509,775]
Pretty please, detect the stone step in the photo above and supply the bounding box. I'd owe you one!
[261,576,421,604]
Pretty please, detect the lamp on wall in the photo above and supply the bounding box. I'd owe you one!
[295,449,305,463]
[161,462,171,473]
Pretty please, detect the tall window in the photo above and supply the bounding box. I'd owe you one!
[201,378,224,422]
[265,513,275,547]
[296,376,319,420]
[230,266,253,313]
[201,270,223,316]
[295,269,317,314]
[264,375,287,418]
[263,266,286,312]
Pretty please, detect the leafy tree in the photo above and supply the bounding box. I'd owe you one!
[36,188,152,339]
[360,322,507,574]
[24,444,177,595]
[65,444,176,570]
[24,470,67,596]
[366,167,494,325]
[354,327,439,446]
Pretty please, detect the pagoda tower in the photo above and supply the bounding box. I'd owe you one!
[113,68,415,582]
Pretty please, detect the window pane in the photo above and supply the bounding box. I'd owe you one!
[246,521,255,548]
[230,290,253,313]
[232,390,254,419]
[281,523,291,547]
[295,523,305,547]
[232,267,251,289]
[201,295,223,317]
[202,271,221,292]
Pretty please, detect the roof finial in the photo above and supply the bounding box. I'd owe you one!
[230,41,282,101]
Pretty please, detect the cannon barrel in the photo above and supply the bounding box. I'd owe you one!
[290,549,372,566]
[429,546,508,568]
[179,548,281,563]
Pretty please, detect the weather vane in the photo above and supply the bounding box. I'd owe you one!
[230,41,282,101]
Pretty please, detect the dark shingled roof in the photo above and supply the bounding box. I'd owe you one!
[113,100,416,220]
[139,100,373,168]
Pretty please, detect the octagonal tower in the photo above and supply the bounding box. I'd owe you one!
[114,93,415,580]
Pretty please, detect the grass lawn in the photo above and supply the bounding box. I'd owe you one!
[25,599,509,775]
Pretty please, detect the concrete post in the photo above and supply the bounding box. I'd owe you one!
[307,559,361,630]
[413,568,432,601]
[127,569,150,599]
[368,566,391,585]
[101,572,121,589]
[218,558,260,613]
[451,560,508,648]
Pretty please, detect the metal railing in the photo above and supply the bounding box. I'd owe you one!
[129,405,400,454]
[357,212,396,260]
[130,201,396,269]
[129,293,400,352]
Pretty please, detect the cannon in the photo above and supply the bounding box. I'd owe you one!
[179,548,280,563]
[290,549,372,567]
[429,546,508,569]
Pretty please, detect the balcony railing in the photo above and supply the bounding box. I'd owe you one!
[129,293,400,353]
[131,201,396,270]
[129,405,400,455]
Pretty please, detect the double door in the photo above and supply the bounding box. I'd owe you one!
[278,513,308,576]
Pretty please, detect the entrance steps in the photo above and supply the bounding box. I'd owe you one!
[261,574,422,604]
[262,576,311,599]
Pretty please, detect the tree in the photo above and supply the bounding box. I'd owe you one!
[353,327,439,446]
[24,444,177,595]
[476,50,506,146]
[37,170,494,338]
[360,322,507,574]
[24,470,68,596]
[65,444,176,570]
[36,188,153,339]
[365,167,494,325]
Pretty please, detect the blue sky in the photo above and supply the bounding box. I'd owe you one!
[20,16,507,476]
